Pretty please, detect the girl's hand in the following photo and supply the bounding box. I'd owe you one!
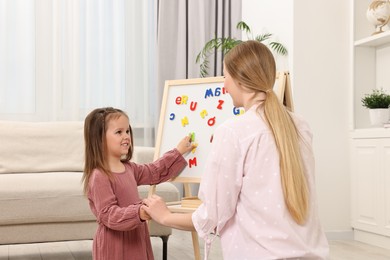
[176,135,197,155]
[141,195,171,225]
[139,206,151,221]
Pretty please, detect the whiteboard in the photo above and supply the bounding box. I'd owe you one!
[154,77,239,182]
[154,73,291,183]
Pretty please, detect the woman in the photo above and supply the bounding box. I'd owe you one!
[143,41,329,260]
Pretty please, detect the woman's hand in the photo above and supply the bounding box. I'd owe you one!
[141,194,171,226]
[142,194,196,231]
[176,135,198,155]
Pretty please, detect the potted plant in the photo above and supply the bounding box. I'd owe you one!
[361,88,390,126]
[196,21,288,77]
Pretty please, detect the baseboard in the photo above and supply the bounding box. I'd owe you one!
[326,229,390,250]
[354,229,390,249]
[325,230,354,240]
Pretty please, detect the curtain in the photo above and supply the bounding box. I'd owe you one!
[0,0,35,115]
[0,0,155,146]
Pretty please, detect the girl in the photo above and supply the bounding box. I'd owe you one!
[143,41,330,259]
[82,107,195,260]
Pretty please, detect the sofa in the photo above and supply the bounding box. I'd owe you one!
[0,120,179,259]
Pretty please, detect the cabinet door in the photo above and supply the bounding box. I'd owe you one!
[384,139,390,236]
[351,138,389,235]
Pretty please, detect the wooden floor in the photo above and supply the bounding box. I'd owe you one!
[0,229,390,259]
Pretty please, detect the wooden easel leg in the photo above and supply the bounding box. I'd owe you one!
[183,183,192,197]
[191,231,201,260]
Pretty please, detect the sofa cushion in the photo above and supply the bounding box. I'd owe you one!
[0,172,94,225]
[138,183,180,202]
[0,172,180,226]
[0,121,84,174]
[132,146,155,164]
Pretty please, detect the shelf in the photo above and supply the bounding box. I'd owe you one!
[350,1,390,248]
[355,30,390,47]
[350,127,390,139]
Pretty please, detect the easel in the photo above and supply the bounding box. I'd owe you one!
[275,71,294,111]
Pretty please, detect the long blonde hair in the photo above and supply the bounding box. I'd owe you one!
[82,107,134,195]
[224,40,309,225]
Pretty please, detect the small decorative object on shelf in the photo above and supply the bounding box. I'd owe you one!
[366,0,390,35]
[361,88,390,126]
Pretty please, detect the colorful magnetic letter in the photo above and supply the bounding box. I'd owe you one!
[181,95,188,105]
[204,88,214,99]
[188,157,197,168]
[207,116,216,126]
[190,101,198,111]
[181,116,189,127]
[200,109,208,119]
[175,95,188,105]
[189,132,195,142]
[217,100,224,110]
[233,107,244,115]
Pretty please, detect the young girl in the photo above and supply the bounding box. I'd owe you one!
[143,41,329,259]
[82,107,196,260]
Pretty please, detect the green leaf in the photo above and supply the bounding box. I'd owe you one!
[269,42,288,55]
[236,21,251,34]
[197,21,288,77]
[255,33,272,42]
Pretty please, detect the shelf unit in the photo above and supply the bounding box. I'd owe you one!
[351,0,390,249]
[352,1,390,130]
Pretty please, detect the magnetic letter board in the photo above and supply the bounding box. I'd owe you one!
[154,73,292,183]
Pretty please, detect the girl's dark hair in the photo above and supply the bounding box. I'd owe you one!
[82,107,134,194]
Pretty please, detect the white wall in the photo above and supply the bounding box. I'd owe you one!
[243,0,351,237]
[240,1,293,72]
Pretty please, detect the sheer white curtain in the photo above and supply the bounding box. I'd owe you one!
[0,0,156,146]
[0,0,35,115]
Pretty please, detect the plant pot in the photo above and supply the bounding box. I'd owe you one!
[369,108,390,126]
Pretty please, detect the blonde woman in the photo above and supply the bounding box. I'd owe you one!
[143,41,329,259]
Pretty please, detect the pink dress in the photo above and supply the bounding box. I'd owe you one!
[88,149,186,260]
[192,105,330,259]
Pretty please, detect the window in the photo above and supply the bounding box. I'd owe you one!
[0,0,156,145]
